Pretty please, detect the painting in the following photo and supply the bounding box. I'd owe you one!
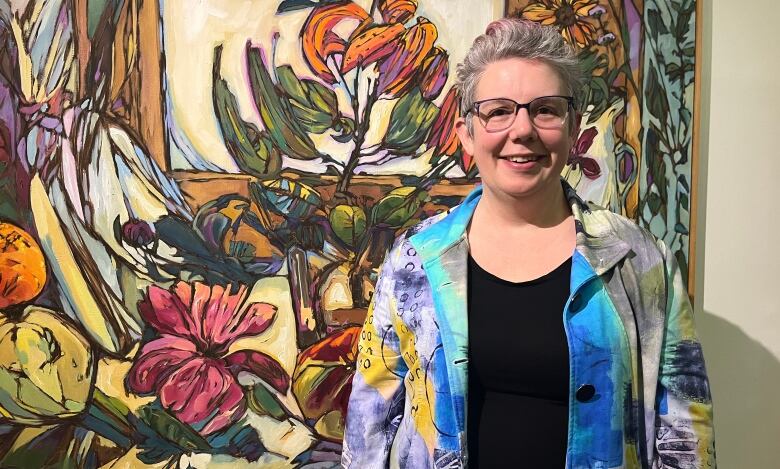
[507,0,700,287]
[0,0,698,466]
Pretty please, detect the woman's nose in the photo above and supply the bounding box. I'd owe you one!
[506,108,537,141]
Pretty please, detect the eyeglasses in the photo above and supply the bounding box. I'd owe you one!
[467,96,574,132]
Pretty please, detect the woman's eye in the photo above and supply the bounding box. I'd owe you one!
[486,107,513,117]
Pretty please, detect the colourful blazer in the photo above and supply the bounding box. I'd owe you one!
[342,183,715,469]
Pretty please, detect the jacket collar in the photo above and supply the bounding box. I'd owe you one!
[409,180,632,275]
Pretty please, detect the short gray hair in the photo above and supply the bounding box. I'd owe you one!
[455,18,583,131]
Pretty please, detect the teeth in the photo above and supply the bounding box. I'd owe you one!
[508,155,539,163]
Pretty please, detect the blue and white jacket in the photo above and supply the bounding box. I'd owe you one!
[343,184,715,468]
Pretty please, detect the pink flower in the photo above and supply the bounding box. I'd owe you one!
[127,281,289,435]
[568,127,601,179]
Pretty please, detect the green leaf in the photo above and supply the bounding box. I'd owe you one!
[276,65,308,102]
[276,0,344,14]
[277,65,338,134]
[646,71,667,122]
[584,75,610,123]
[305,78,339,113]
[251,178,324,220]
[384,88,439,154]
[677,174,690,192]
[329,205,367,246]
[289,101,334,134]
[646,191,662,215]
[676,8,693,39]
[333,116,356,143]
[138,403,211,453]
[576,48,608,76]
[675,249,689,286]
[213,47,282,175]
[647,9,669,35]
[246,46,322,160]
[371,187,428,228]
[247,384,288,420]
[0,425,94,469]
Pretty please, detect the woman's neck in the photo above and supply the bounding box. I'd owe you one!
[473,181,571,231]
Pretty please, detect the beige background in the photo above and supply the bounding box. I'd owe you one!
[696,0,780,466]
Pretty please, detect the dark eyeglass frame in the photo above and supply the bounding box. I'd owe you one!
[466,95,575,132]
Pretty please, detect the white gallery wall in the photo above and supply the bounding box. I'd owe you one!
[697,0,780,466]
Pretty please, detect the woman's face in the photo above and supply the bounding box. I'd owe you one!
[456,58,578,201]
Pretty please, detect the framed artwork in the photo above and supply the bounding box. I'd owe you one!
[0,0,699,466]
[507,0,701,292]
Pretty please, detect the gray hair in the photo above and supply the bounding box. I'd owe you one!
[456,18,583,132]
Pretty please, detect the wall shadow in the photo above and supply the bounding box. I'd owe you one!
[696,310,780,468]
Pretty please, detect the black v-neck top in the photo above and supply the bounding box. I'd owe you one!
[466,254,572,467]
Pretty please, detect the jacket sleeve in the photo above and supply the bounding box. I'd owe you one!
[342,241,409,468]
[653,240,716,468]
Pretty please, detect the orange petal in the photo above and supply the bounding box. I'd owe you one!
[426,87,461,157]
[301,2,372,83]
[377,17,438,97]
[522,4,556,22]
[569,22,595,47]
[379,0,418,24]
[419,46,449,100]
[342,23,406,74]
[573,0,598,15]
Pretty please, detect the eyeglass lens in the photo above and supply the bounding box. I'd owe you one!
[476,96,570,131]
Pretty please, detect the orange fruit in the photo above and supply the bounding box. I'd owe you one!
[0,222,46,308]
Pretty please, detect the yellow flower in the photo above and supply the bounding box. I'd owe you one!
[522,0,599,48]
[0,306,94,424]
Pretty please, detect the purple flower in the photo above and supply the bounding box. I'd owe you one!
[589,5,606,17]
[122,218,156,247]
[568,127,601,180]
[597,33,616,45]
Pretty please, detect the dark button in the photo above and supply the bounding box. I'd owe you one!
[569,293,584,312]
[576,384,596,402]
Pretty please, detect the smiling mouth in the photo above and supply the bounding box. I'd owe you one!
[500,155,546,163]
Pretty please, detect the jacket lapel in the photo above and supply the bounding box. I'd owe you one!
[408,190,479,439]
[568,184,632,277]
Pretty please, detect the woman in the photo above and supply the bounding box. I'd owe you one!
[342,18,715,468]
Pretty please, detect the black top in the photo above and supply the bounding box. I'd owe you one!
[467,254,572,467]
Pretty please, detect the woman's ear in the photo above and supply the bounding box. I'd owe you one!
[455,117,475,157]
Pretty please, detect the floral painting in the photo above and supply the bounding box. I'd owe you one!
[0,0,697,466]
[508,0,699,282]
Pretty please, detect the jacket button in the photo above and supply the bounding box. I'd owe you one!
[576,384,596,402]
[569,293,584,312]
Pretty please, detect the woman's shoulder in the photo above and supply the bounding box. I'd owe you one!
[579,200,668,259]
[383,209,453,264]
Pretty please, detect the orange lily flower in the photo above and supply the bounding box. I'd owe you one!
[419,46,449,101]
[379,0,418,24]
[341,23,406,74]
[426,87,467,165]
[301,2,372,83]
[376,17,438,98]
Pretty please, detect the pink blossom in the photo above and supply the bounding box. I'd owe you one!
[568,127,601,179]
[127,281,288,435]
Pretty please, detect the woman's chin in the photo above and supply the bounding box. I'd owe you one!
[488,174,560,200]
